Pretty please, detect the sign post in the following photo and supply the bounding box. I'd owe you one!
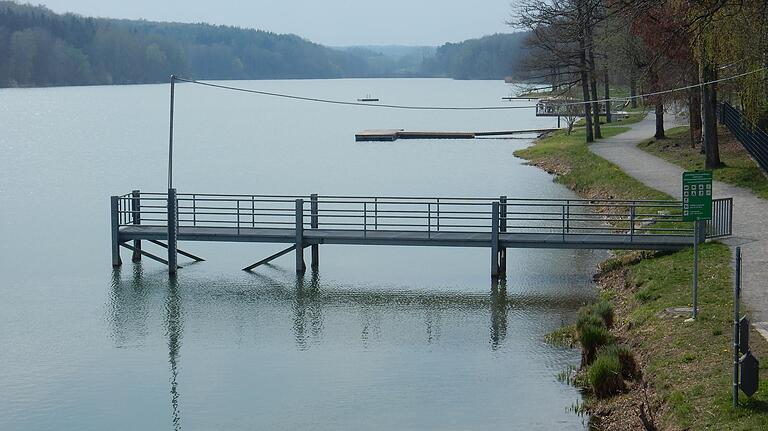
[682,171,713,320]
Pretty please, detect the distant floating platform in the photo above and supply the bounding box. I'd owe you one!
[355,128,559,142]
[357,98,380,102]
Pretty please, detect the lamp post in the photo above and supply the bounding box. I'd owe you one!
[167,75,178,275]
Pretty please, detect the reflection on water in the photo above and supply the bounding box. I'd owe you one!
[108,262,593,430]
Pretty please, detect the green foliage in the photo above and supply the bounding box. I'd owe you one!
[599,344,639,380]
[591,300,615,329]
[587,351,626,398]
[578,322,614,366]
[544,324,577,348]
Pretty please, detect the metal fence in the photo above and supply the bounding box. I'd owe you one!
[115,192,733,239]
[721,102,768,173]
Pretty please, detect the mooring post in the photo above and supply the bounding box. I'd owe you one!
[295,199,306,274]
[131,190,142,262]
[733,246,742,407]
[110,196,122,267]
[168,188,178,275]
[310,194,319,269]
[491,202,500,278]
[499,196,507,274]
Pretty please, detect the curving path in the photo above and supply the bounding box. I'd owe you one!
[590,114,768,330]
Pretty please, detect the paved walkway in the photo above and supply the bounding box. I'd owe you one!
[591,114,768,325]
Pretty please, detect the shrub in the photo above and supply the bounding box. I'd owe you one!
[592,300,614,329]
[579,323,614,366]
[599,344,639,380]
[576,312,605,334]
[588,351,626,398]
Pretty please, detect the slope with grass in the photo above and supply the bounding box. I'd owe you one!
[518,127,768,429]
[638,126,768,199]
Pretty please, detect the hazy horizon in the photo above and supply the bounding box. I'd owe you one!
[36,0,514,46]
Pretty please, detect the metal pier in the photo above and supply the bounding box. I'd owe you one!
[110,191,733,277]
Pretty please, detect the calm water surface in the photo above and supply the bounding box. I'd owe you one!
[0,79,603,430]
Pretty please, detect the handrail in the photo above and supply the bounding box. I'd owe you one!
[113,191,732,240]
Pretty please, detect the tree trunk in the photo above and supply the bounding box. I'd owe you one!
[650,63,665,139]
[604,67,612,123]
[655,103,665,139]
[689,87,702,149]
[578,22,594,143]
[699,43,722,168]
[586,25,602,139]
[630,71,638,109]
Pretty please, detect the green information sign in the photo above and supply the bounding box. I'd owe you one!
[682,171,713,221]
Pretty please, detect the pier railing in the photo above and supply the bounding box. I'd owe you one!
[115,192,732,239]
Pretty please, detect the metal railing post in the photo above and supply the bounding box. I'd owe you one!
[561,204,566,241]
[131,190,142,262]
[630,204,636,240]
[110,196,122,267]
[436,198,440,232]
[499,196,507,274]
[167,188,178,275]
[236,199,241,234]
[428,203,432,238]
[192,194,197,227]
[295,199,305,274]
[363,202,368,236]
[491,202,500,278]
[311,194,319,269]
[374,197,378,230]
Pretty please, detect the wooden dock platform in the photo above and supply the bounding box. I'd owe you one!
[355,128,559,142]
[111,192,734,277]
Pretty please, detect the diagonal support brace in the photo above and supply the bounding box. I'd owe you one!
[148,239,205,262]
[120,242,181,269]
[243,245,298,272]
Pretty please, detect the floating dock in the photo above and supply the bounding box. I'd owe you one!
[355,128,559,142]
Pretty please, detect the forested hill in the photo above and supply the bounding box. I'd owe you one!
[423,33,529,80]
[0,1,529,87]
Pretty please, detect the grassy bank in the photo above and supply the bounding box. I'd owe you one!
[638,126,768,199]
[518,127,768,429]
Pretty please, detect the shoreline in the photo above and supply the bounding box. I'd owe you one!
[516,123,768,429]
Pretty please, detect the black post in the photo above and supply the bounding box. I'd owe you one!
[168,75,176,190]
[295,199,306,274]
[310,194,319,269]
[111,196,122,267]
[131,190,142,262]
[734,246,742,407]
[499,196,507,274]
[168,188,178,275]
[491,202,499,278]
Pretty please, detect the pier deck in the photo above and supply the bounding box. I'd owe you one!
[355,129,558,142]
[111,192,733,276]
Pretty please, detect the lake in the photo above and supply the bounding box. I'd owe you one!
[0,78,604,430]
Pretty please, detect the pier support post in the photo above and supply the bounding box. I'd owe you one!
[110,196,122,267]
[295,199,306,274]
[310,194,319,269]
[491,202,500,278]
[131,190,142,262]
[499,196,507,274]
[168,188,178,275]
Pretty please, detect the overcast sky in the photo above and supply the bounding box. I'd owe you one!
[38,1,514,46]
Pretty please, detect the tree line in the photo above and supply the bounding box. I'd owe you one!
[0,1,531,87]
[511,0,768,169]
